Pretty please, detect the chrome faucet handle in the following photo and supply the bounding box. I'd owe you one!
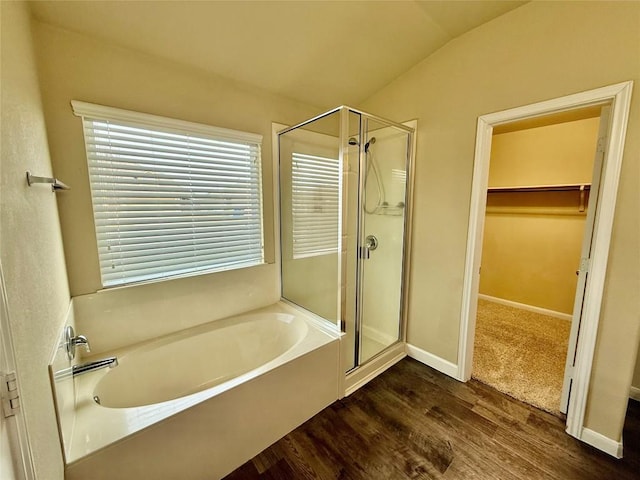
[64,326,91,360]
[73,335,91,353]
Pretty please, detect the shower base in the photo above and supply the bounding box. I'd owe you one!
[344,342,406,396]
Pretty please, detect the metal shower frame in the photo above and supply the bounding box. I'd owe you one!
[278,106,416,371]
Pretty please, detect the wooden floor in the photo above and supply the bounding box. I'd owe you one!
[224,358,640,480]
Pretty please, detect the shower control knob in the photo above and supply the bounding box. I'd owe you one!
[365,235,379,251]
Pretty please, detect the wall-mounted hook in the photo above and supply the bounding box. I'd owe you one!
[26,171,70,192]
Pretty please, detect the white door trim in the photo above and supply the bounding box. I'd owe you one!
[559,105,610,414]
[0,261,36,479]
[457,81,633,444]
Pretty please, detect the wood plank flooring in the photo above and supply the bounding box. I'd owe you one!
[224,358,640,480]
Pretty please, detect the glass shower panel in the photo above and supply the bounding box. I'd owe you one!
[279,112,342,325]
[358,120,410,363]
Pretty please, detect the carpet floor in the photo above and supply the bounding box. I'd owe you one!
[472,299,571,415]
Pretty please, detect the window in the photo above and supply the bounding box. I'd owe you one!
[72,101,264,287]
[291,152,340,258]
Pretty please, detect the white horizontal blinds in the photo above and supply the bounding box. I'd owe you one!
[291,152,340,258]
[76,105,264,287]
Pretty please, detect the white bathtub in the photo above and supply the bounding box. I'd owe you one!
[94,312,309,408]
[64,302,340,480]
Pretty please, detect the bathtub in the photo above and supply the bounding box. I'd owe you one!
[63,301,340,480]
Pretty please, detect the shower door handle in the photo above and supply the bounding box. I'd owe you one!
[359,235,378,260]
[365,235,378,251]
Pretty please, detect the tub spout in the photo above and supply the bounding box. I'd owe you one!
[72,357,118,377]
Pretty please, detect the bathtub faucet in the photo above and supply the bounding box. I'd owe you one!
[72,357,119,377]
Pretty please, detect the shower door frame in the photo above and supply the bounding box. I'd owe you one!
[277,107,416,374]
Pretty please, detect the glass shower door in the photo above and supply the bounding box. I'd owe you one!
[357,121,410,364]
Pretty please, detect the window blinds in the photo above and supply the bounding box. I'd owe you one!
[291,152,340,258]
[72,101,264,287]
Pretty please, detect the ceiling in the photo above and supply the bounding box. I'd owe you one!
[29,1,527,109]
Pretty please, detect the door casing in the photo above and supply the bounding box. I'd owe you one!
[0,261,36,479]
[559,105,610,414]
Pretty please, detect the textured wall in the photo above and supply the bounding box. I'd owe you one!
[361,1,640,442]
[1,2,70,477]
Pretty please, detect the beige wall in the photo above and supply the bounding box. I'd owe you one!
[480,118,599,313]
[489,118,599,187]
[480,203,587,314]
[33,22,319,355]
[0,2,70,477]
[361,1,640,441]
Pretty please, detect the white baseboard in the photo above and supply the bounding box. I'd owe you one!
[406,344,460,380]
[478,294,573,321]
[630,386,640,402]
[580,428,623,458]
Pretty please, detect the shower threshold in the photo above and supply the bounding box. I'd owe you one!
[344,341,406,396]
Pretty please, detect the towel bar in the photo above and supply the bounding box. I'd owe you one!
[26,171,70,192]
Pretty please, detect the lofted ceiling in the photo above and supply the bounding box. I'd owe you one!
[29,1,527,109]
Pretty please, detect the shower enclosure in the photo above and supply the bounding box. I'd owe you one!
[278,107,414,373]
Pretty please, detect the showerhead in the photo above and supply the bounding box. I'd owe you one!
[364,137,376,153]
[348,136,376,152]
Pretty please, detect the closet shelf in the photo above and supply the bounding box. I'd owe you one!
[487,183,591,193]
[487,183,591,212]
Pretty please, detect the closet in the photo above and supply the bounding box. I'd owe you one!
[472,112,601,415]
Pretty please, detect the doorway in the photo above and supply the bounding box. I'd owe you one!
[458,81,633,449]
[471,108,603,416]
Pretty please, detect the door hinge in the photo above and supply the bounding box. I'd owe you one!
[2,372,20,418]
[579,257,591,274]
[596,136,607,154]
